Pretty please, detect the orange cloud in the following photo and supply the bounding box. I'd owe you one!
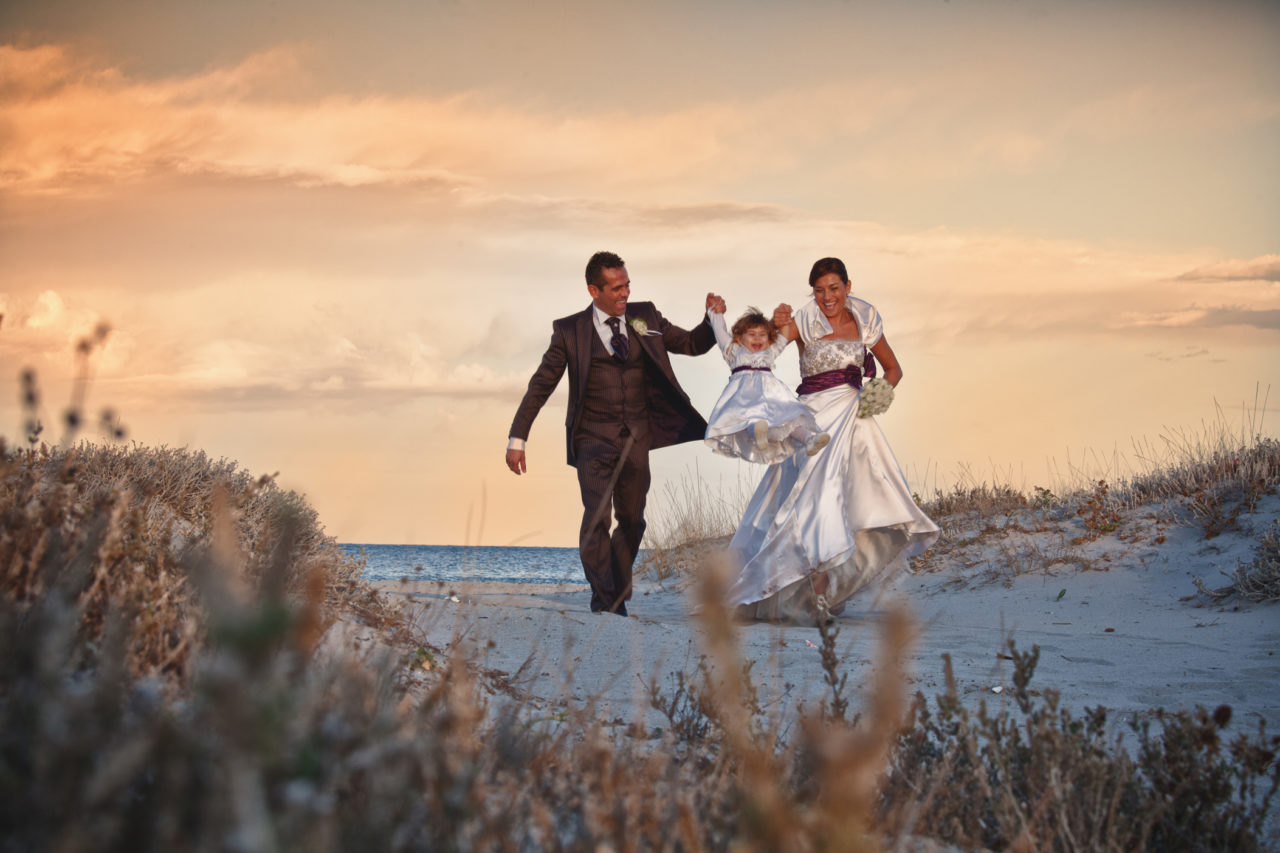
[0,43,749,198]
[1176,255,1280,283]
[10,39,1275,206]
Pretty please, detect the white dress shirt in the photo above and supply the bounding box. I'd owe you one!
[592,304,629,357]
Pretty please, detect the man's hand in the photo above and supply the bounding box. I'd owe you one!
[772,303,793,328]
[705,292,726,314]
[506,448,527,475]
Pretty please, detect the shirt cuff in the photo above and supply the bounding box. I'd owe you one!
[507,437,526,451]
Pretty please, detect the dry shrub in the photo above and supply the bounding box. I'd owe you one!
[0,491,859,851]
[1120,434,1279,537]
[0,439,396,685]
[3,430,1278,850]
[881,642,1280,851]
[637,463,750,579]
[1232,519,1280,603]
[919,481,1029,520]
[0,439,736,850]
[1201,519,1280,604]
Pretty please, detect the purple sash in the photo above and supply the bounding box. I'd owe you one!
[797,365,862,396]
[731,366,770,374]
[795,353,877,396]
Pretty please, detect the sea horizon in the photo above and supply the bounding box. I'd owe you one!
[342,542,592,585]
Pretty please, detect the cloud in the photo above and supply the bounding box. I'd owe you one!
[116,327,535,411]
[1130,306,1280,334]
[1175,255,1280,283]
[0,43,748,198]
[1145,346,1210,362]
[1195,308,1280,332]
[0,289,127,369]
[1060,84,1280,143]
[8,38,1277,207]
[23,290,65,329]
[113,373,532,411]
[2,39,1274,415]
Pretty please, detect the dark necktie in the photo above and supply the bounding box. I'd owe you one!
[606,316,629,362]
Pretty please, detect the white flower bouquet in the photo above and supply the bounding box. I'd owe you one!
[858,376,894,418]
[629,318,661,336]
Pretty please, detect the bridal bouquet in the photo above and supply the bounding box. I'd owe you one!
[858,376,894,418]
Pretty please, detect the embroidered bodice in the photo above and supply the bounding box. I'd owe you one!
[800,339,864,378]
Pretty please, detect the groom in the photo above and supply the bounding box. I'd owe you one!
[506,251,723,615]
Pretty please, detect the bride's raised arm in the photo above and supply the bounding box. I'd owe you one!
[771,303,799,343]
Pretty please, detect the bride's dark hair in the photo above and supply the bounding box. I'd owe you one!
[808,257,849,287]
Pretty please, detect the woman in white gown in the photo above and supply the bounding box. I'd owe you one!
[725,258,940,622]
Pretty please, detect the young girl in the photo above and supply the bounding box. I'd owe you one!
[704,305,830,464]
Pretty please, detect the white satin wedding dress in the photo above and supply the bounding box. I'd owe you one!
[725,296,940,622]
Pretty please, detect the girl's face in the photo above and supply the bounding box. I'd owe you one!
[811,272,850,318]
[738,325,771,352]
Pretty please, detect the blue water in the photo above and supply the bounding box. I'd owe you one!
[342,543,589,585]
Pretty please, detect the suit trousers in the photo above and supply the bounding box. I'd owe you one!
[574,427,651,614]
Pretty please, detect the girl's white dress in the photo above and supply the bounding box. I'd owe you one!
[704,310,821,465]
[726,296,940,622]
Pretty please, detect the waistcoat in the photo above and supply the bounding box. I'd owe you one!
[579,328,649,439]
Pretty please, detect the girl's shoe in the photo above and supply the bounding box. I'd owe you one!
[805,432,831,456]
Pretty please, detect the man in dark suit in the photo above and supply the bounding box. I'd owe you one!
[506,251,724,615]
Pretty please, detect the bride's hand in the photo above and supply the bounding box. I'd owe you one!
[772,303,792,327]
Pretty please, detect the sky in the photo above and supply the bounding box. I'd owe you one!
[1,0,1277,547]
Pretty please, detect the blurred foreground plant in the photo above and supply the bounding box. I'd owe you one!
[2,439,1277,851]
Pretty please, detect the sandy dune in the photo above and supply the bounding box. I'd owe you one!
[373,492,1280,736]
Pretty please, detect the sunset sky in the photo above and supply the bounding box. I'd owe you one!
[2,0,1277,547]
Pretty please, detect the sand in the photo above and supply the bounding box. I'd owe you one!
[371,491,1280,735]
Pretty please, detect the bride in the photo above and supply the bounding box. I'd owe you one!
[726,257,939,622]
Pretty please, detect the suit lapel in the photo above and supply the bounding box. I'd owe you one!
[633,305,681,389]
[632,305,662,365]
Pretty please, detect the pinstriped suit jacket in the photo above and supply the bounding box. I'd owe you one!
[509,301,715,466]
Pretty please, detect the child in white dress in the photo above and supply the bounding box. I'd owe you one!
[704,306,830,464]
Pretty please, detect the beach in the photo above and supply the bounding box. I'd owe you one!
[7,440,1278,850]
[372,489,1280,735]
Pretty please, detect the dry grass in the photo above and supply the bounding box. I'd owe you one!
[1199,518,1280,605]
[636,462,751,580]
[0,440,398,687]
[882,644,1280,851]
[1,435,919,850]
[902,428,1280,586]
[1233,520,1280,603]
[2,423,1278,849]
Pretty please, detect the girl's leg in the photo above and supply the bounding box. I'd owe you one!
[792,425,830,456]
[753,420,769,450]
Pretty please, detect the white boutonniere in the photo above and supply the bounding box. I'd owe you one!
[629,318,660,336]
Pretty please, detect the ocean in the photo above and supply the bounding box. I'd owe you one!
[342,543,590,585]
